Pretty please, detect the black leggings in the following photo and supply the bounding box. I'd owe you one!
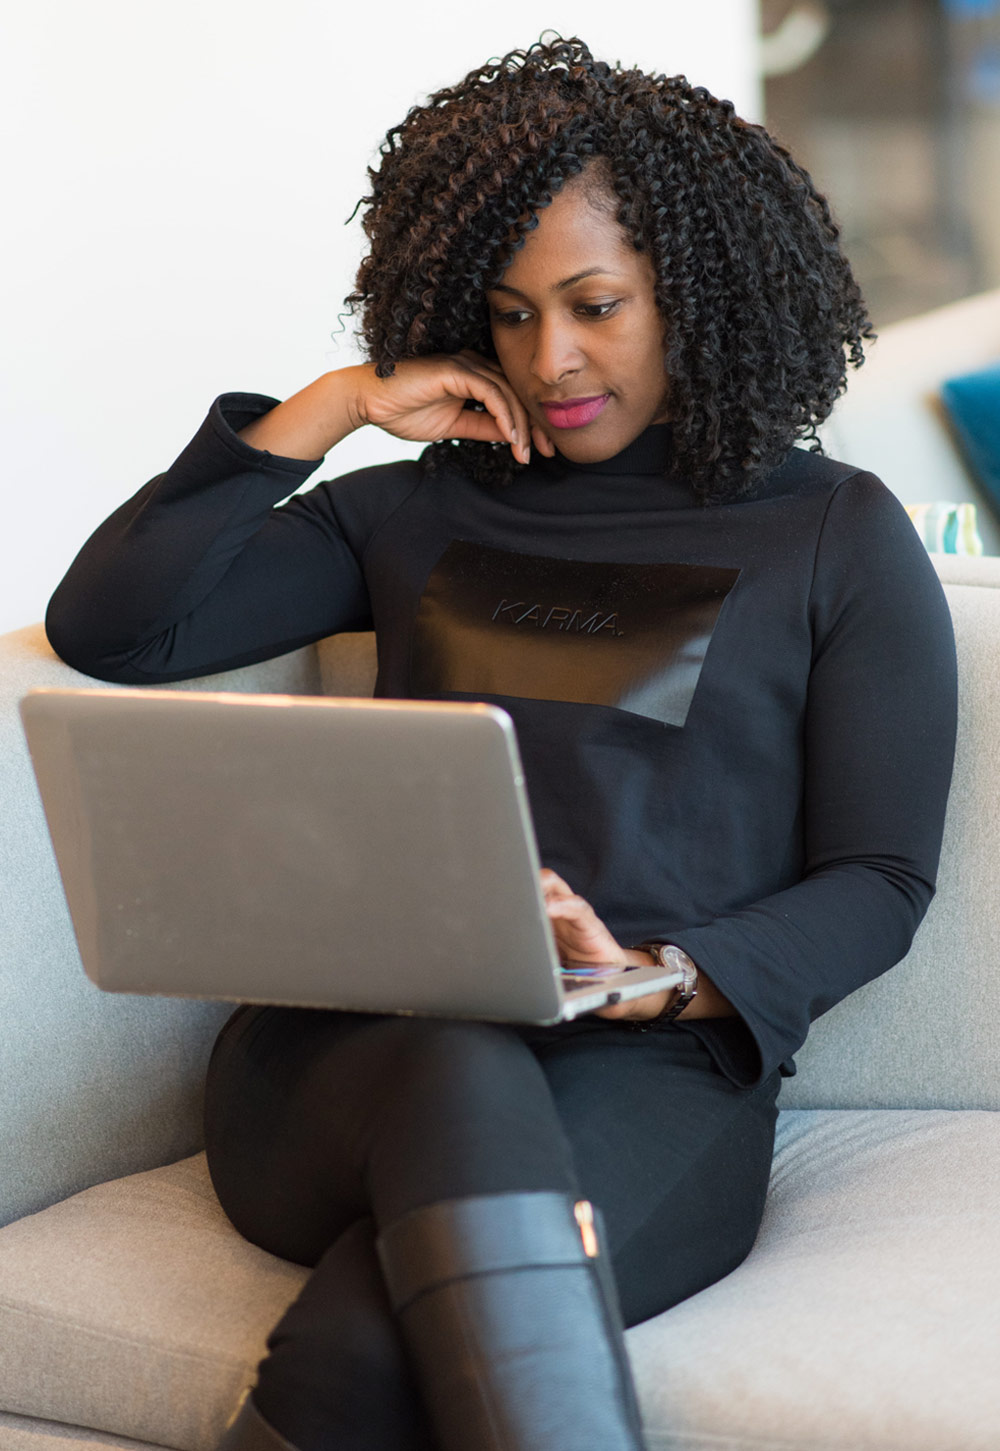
[204,1007,780,1451]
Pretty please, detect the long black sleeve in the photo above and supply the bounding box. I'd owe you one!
[47,395,376,682]
[666,473,958,1082]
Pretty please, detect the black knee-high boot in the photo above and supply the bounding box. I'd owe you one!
[376,1191,648,1451]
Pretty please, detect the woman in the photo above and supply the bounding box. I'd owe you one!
[46,36,957,1451]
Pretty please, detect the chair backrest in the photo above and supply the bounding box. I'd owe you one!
[783,554,1000,1109]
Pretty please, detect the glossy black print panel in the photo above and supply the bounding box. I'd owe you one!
[411,541,740,727]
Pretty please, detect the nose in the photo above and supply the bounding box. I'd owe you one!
[530,314,584,386]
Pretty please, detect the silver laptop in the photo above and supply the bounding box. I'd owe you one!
[19,688,682,1024]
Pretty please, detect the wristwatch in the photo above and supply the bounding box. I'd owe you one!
[630,942,699,1029]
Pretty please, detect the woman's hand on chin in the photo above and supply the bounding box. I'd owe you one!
[539,868,675,1024]
[353,352,556,463]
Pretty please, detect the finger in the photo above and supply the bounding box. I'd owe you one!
[440,358,518,443]
[456,352,533,465]
[449,408,511,446]
[545,894,596,918]
[595,988,672,1021]
[456,348,501,370]
[545,888,592,911]
[531,421,558,458]
[539,868,574,900]
[450,399,532,459]
[545,898,610,947]
[593,996,638,1019]
[466,359,545,465]
[453,375,520,448]
[592,1000,632,1019]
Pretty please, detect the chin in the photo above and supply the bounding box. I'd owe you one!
[555,438,617,463]
[554,423,638,463]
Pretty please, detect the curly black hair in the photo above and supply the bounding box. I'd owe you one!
[345,35,874,503]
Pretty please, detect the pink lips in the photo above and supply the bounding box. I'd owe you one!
[540,394,611,429]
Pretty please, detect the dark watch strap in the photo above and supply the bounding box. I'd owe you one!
[628,942,698,1031]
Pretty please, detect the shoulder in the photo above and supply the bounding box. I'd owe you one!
[793,462,954,655]
[758,444,879,503]
[747,445,951,628]
[319,455,426,505]
[756,446,923,556]
[294,457,429,547]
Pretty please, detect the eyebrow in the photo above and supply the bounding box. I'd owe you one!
[489,267,619,296]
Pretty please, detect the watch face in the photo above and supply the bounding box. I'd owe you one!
[638,943,696,1001]
[664,946,697,996]
[645,942,684,969]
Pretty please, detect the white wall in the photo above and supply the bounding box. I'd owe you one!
[1,1,760,634]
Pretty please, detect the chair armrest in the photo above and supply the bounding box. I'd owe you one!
[931,553,1000,589]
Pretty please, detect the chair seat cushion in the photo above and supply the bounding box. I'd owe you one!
[630,1108,1000,1450]
[0,1111,998,1451]
[0,1409,171,1450]
[0,1155,307,1451]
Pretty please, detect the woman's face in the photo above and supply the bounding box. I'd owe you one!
[486,175,670,464]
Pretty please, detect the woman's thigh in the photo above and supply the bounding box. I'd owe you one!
[203,1005,581,1265]
[205,1006,778,1329]
[518,1020,781,1327]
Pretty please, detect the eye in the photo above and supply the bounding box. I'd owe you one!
[491,308,531,328]
[577,301,622,319]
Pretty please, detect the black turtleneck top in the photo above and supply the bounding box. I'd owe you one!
[46,393,958,1087]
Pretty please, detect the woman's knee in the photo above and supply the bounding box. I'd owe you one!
[362,1018,581,1221]
[607,1075,780,1326]
[371,1017,547,1109]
